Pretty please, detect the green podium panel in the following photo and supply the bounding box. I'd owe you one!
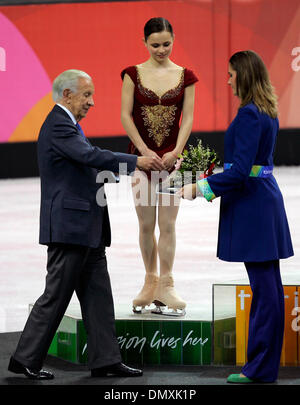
[47,308,88,364]
[46,304,212,366]
[212,284,236,365]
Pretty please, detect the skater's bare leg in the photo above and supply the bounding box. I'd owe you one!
[153,193,186,314]
[131,171,158,310]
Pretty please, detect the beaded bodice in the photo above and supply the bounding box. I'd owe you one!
[121,65,198,155]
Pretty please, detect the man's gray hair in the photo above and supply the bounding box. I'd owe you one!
[52,69,92,102]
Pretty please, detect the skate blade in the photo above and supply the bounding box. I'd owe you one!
[151,306,186,317]
[132,304,156,314]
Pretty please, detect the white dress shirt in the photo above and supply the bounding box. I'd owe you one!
[56,103,77,125]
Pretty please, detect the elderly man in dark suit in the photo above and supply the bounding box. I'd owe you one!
[8,69,164,380]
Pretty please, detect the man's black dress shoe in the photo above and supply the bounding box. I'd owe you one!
[8,357,54,380]
[91,362,143,377]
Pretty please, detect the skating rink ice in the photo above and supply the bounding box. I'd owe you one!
[0,166,299,332]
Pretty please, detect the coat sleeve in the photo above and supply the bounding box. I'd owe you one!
[197,106,262,201]
[51,120,137,174]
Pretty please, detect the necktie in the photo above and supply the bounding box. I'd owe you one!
[76,122,85,138]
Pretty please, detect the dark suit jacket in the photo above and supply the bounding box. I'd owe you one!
[204,103,294,262]
[37,105,137,248]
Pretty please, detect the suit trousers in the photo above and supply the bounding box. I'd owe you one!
[242,260,285,383]
[13,241,122,370]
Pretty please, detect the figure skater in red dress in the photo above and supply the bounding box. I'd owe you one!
[121,17,198,316]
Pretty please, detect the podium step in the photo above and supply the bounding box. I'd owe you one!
[213,278,300,367]
[47,304,212,366]
[35,275,300,367]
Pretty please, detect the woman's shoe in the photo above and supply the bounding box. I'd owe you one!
[152,274,186,316]
[132,273,159,313]
[227,374,254,384]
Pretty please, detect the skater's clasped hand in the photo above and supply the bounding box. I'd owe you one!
[137,155,165,171]
[161,151,178,171]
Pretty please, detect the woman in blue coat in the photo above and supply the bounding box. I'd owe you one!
[179,50,294,383]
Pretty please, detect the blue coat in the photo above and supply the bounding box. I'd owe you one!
[38,105,137,248]
[198,103,294,262]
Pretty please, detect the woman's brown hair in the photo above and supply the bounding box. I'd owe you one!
[229,50,278,118]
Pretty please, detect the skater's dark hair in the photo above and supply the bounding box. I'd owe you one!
[144,17,173,41]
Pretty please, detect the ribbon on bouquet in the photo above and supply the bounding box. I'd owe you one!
[198,162,215,179]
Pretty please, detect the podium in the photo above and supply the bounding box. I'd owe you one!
[42,274,299,366]
[213,274,300,367]
[46,305,212,366]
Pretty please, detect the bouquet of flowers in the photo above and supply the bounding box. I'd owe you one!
[157,139,219,194]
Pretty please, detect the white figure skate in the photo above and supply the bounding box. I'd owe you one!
[152,274,186,317]
[132,273,159,314]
